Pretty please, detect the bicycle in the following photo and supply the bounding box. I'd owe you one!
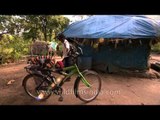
[22,46,102,102]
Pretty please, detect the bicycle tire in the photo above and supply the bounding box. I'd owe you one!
[23,74,52,101]
[76,70,102,102]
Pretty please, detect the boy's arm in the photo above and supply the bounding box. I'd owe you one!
[64,40,70,53]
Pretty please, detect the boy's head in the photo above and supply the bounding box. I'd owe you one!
[57,33,65,42]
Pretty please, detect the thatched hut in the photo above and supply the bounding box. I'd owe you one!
[30,40,49,56]
[62,15,160,73]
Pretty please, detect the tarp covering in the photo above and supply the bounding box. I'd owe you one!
[63,15,160,39]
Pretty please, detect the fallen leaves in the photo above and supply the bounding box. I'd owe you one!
[7,80,15,85]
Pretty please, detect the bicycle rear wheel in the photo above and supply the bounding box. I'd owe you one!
[23,74,52,101]
[76,70,101,102]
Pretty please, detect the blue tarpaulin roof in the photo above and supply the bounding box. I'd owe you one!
[63,15,160,39]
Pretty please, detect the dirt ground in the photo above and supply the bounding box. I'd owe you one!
[0,54,160,105]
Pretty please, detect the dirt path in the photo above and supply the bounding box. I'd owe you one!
[1,56,160,105]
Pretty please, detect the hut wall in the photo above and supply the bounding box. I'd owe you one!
[79,39,151,72]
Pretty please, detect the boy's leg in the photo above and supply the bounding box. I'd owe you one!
[63,57,71,81]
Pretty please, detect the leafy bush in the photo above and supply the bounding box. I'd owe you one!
[0,35,31,64]
[151,42,160,53]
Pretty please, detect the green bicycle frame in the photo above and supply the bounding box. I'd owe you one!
[62,64,91,87]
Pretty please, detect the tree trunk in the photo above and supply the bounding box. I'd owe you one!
[49,29,52,41]
[44,30,47,41]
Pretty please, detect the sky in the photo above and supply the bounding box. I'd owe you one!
[146,15,160,21]
[63,15,89,24]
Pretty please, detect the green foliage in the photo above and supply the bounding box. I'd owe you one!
[21,15,70,41]
[0,15,70,64]
[0,15,24,35]
[0,35,31,64]
[151,42,160,53]
[0,15,70,41]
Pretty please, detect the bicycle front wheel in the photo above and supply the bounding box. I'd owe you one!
[23,74,52,101]
[76,70,101,102]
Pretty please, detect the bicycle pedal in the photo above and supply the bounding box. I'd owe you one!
[58,96,63,102]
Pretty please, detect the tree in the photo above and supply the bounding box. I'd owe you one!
[0,15,70,42]
[21,15,40,41]
[0,15,24,35]
[21,15,70,41]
